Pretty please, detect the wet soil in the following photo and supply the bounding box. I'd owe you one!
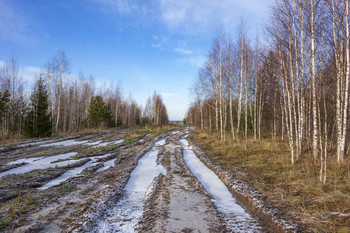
[140,135,226,233]
[0,127,306,232]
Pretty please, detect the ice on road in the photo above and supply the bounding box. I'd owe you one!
[181,138,262,232]
[94,138,166,232]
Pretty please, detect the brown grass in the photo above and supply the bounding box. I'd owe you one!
[192,129,350,233]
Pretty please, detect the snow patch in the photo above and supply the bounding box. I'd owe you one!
[0,152,78,178]
[93,139,124,148]
[170,131,180,135]
[40,139,89,147]
[85,140,102,146]
[154,138,166,146]
[96,157,117,173]
[38,154,113,190]
[94,138,166,232]
[16,139,53,148]
[181,139,262,232]
[38,160,97,191]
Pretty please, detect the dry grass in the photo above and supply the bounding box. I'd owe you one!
[124,124,180,146]
[192,129,350,233]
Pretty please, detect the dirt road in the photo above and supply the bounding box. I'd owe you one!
[72,128,263,232]
[0,127,299,232]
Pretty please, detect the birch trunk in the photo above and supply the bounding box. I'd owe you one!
[311,0,318,160]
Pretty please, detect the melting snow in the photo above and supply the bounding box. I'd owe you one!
[40,139,89,147]
[38,154,114,190]
[85,140,102,146]
[0,152,78,178]
[94,138,166,232]
[96,156,117,173]
[38,138,124,148]
[181,138,262,232]
[38,160,97,191]
[179,138,192,149]
[16,139,53,148]
[93,139,124,148]
[154,138,166,146]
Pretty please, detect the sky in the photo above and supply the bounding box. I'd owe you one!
[0,0,271,121]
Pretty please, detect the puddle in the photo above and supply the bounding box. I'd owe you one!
[0,152,78,178]
[94,138,166,232]
[181,138,262,232]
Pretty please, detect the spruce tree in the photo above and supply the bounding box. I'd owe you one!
[0,90,10,127]
[87,96,115,128]
[25,77,52,137]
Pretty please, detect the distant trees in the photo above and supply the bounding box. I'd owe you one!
[143,91,169,125]
[24,77,52,138]
[0,51,169,139]
[185,0,350,183]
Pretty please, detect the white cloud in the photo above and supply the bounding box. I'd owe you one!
[0,60,40,83]
[92,0,270,36]
[0,61,6,68]
[93,0,136,15]
[0,1,39,44]
[22,66,41,82]
[176,55,206,68]
[173,47,193,55]
[157,0,269,35]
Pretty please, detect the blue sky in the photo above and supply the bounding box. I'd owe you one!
[0,0,271,121]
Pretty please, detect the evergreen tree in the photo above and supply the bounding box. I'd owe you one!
[0,90,10,125]
[25,77,52,137]
[87,96,115,128]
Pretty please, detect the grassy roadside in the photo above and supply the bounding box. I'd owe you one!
[192,129,350,232]
[123,124,181,147]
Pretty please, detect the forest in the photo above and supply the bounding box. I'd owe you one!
[0,51,169,139]
[185,0,350,183]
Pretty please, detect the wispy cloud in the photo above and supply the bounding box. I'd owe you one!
[0,1,39,44]
[0,61,6,68]
[22,66,41,82]
[157,0,269,35]
[151,36,168,50]
[91,0,269,36]
[173,47,193,55]
[93,0,137,15]
[176,55,206,68]
[0,60,40,83]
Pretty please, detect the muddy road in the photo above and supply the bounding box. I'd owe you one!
[0,127,300,232]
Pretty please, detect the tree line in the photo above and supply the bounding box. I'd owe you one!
[0,51,168,139]
[185,0,350,183]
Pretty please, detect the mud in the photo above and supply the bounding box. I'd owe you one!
[188,135,309,233]
[0,127,307,232]
[140,135,226,233]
